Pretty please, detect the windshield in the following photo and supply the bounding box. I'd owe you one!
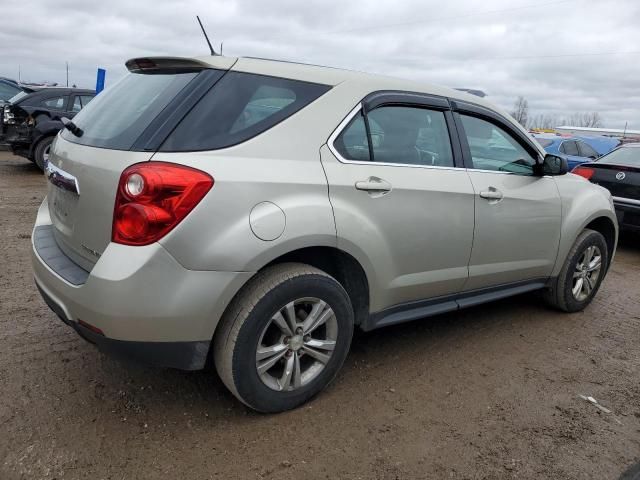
[61,71,199,150]
[597,146,640,167]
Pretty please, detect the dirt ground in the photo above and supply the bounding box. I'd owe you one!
[0,150,638,480]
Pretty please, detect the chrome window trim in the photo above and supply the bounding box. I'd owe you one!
[613,196,640,207]
[326,102,466,172]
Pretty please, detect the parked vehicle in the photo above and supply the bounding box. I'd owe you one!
[573,143,640,232]
[576,135,620,156]
[533,133,604,170]
[2,87,94,169]
[0,80,38,143]
[32,56,617,412]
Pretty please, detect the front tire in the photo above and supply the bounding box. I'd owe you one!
[33,136,54,171]
[545,229,608,312]
[214,263,354,413]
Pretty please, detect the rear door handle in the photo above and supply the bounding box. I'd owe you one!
[479,187,503,201]
[355,176,392,195]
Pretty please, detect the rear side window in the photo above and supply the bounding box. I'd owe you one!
[333,111,370,161]
[560,140,579,156]
[161,72,330,151]
[61,72,199,150]
[577,141,598,158]
[334,106,454,167]
[42,96,67,109]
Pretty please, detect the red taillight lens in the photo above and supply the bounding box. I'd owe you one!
[112,162,213,246]
[572,166,595,180]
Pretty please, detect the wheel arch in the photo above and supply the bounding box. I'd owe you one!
[211,245,371,350]
[584,216,617,270]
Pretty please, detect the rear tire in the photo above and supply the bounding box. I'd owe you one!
[34,136,53,171]
[544,229,608,312]
[214,263,354,413]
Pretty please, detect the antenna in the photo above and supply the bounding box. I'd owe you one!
[196,15,217,56]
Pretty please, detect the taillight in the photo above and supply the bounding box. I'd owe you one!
[112,162,213,246]
[572,166,595,180]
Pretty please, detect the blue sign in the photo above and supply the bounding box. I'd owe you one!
[95,68,106,94]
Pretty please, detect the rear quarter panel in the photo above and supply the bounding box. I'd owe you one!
[153,84,366,272]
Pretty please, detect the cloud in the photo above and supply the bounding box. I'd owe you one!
[1,0,638,127]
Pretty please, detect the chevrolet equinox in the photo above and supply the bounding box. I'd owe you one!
[32,55,618,412]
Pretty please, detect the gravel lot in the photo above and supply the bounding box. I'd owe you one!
[1,151,639,480]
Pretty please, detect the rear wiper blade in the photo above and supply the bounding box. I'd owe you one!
[60,117,83,137]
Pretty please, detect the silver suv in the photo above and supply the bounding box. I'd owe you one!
[32,55,617,412]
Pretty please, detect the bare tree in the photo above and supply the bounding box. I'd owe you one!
[560,112,604,128]
[510,96,529,128]
[530,113,558,130]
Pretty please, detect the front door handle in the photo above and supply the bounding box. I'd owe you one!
[479,187,503,201]
[355,176,392,196]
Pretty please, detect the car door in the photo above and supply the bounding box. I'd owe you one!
[452,103,562,291]
[321,93,475,312]
[559,140,584,169]
[40,95,69,121]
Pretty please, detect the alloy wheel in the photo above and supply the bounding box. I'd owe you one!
[256,297,338,392]
[572,245,602,301]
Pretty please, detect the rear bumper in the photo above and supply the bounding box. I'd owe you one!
[31,198,253,370]
[613,197,640,231]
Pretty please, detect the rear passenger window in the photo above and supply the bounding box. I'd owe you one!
[577,141,598,158]
[560,141,579,156]
[42,96,66,109]
[333,111,370,161]
[460,115,536,175]
[369,106,453,166]
[333,106,454,167]
[161,72,331,151]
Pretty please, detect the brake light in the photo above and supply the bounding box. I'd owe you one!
[112,162,213,246]
[572,166,595,180]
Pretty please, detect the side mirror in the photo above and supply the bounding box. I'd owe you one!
[541,154,568,176]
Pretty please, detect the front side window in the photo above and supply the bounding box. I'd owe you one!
[161,72,330,151]
[333,106,454,167]
[460,115,536,175]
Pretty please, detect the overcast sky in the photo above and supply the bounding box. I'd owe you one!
[1,0,638,128]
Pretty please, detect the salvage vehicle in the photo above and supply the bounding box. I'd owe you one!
[533,133,607,170]
[3,87,94,169]
[32,55,618,412]
[0,80,37,143]
[573,143,640,232]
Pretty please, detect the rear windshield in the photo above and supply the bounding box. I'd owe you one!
[160,72,331,151]
[61,69,330,152]
[597,147,640,167]
[61,72,199,150]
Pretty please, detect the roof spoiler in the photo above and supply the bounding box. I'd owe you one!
[125,57,212,74]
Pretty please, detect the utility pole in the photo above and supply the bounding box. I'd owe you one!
[18,65,21,83]
[66,62,69,87]
[623,121,628,138]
